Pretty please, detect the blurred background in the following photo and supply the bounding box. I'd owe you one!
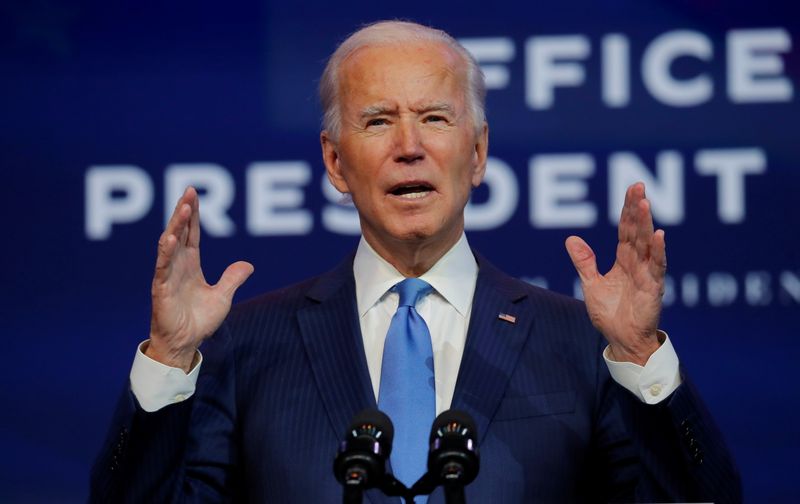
[1,0,798,501]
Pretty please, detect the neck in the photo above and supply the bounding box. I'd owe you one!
[363,228,463,277]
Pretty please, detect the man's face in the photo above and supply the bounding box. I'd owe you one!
[322,41,488,254]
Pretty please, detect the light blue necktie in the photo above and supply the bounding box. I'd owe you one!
[378,278,435,500]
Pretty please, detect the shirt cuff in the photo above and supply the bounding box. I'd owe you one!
[603,332,682,405]
[129,340,203,412]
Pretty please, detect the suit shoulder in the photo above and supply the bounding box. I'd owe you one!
[222,255,354,335]
[231,276,319,316]
[478,258,601,348]
[480,257,590,319]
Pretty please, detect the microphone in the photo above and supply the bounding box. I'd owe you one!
[427,410,480,504]
[334,409,394,504]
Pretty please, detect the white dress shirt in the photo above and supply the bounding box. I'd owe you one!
[354,233,477,414]
[130,234,681,412]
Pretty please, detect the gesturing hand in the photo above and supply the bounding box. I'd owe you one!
[565,183,666,366]
[147,187,254,372]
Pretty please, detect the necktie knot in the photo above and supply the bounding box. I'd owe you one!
[394,278,433,307]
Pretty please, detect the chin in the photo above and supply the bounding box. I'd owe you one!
[389,220,457,246]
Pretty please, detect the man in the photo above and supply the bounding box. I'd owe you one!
[91,21,740,503]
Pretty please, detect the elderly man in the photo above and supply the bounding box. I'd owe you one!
[91,21,740,503]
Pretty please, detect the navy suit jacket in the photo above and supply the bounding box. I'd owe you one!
[91,252,741,503]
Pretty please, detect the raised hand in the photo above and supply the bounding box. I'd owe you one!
[565,182,666,366]
[147,187,254,372]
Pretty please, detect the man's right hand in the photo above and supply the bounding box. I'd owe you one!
[147,187,254,372]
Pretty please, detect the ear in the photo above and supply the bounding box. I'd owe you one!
[470,122,489,188]
[321,131,350,194]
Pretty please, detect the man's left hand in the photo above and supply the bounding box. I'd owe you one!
[565,182,666,366]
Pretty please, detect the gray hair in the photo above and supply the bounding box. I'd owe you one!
[319,20,487,140]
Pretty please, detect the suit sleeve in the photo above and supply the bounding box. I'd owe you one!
[89,323,240,504]
[616,367,743,503]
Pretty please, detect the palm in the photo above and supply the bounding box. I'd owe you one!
[148,188,254,370]
[566,183,666,366]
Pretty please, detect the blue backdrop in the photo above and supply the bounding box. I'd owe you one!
[1,0,798,501]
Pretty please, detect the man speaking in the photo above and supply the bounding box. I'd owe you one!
[91,21,740,503]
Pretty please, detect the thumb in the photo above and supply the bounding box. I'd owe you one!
[217,261,255,300]
[565,236,600,283]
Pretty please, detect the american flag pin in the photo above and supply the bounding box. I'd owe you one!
[498,313,516,324]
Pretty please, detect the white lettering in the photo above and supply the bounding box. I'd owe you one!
[745,271,772,306]
[246,162,313,235]
[530,154,596,228]
[602,34,631,107]
[682,273,700,307]
[460,37,515,90]
[728,28,793,103]
[779,271,800,304]
[526,35,590,109]
[85,166,153,240]
[573,277,585,300]
[642,31,713,106]
[165,164,235,237]
[708,272,738,306]
[321,174,360,235]
[609,151,684,224]
[466,157,519,230]
[695,148,766,223]
[662,274,676,307]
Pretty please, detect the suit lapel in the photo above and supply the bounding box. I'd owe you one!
[450,252,534,445]
[297,255,377,440]
[297,256,395,504]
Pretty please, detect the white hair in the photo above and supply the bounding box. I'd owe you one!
[319,20,487,140]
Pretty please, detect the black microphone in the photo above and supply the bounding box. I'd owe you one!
[427,410,480,504]
[334,409,394,504]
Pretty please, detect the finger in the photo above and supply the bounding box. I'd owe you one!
[565,235,600,283]
[176,187,196,246]
[154,233,179,283]
[164,188,193,244]
[634,197,655,259]
[186,187,201,249]
[648,229,667,280]
[617,183,643,244]
[216,261,255,300]
[156,200,191,267]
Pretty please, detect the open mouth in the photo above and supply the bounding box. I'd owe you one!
[389,183,434,199]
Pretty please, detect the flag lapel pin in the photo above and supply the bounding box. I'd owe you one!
[498,313,516,324]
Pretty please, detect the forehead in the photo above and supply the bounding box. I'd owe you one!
[337,41,467,110]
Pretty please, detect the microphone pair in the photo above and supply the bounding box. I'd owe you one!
[334,409,479,504]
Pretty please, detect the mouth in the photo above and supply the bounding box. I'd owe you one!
[388,181,435,200]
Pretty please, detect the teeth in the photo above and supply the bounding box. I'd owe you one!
[398,191,428,199]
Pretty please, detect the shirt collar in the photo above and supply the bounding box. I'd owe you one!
[353,233,478,318]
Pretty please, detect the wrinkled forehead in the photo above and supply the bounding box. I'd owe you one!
[337,41,469,108]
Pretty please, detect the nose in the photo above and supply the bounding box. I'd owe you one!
[393,119,425,164]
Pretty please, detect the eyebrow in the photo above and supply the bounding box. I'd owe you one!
[358,102,456,120]
[415,102,455,115]
[360,105,397,119]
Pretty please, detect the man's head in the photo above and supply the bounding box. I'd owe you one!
[319,21,487,141]
[320,21,489,268]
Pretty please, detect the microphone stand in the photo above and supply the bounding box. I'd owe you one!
[343,485,363,504]
[442,481,466,504]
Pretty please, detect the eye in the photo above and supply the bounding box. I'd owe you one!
[424,115,447,124]
[366,118,388,127]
